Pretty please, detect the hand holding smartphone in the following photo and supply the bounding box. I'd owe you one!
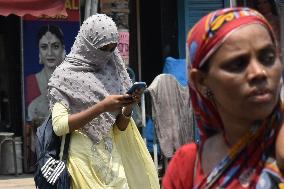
[126,82,147,94]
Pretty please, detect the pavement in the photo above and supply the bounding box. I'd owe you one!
[0,174,35,189]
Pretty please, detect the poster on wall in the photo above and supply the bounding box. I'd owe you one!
[22,0,80,172]
[118,30,129,66]
[23,0,80,124]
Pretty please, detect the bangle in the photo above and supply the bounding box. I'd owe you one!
[122,108,132,119]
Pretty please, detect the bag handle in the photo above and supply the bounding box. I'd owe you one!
[37,114,70,163]
[62,133,70,162]
[45,112,70,162]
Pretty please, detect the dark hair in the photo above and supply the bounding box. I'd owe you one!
[37,25,65,45]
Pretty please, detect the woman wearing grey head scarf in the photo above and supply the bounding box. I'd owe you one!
[48,14,159,189]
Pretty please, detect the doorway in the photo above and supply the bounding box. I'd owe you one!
[0,15,23,137]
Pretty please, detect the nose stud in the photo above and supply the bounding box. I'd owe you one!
[262,69,266,75]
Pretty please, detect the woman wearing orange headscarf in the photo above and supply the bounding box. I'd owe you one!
[163,7,284,188]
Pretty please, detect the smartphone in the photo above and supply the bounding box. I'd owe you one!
[127,82,147,94]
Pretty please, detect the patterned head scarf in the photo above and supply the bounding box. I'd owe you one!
[186,7,276,143]
[48,14,132,144]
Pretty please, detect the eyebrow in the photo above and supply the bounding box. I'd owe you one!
[261,44,275,49]
[257,44,276,55]
[225,43,275,60]
[40,41,61,45]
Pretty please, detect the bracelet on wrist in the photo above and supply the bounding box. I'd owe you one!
[122,108,132,119]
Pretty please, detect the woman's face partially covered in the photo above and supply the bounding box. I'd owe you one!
[39,31,65,69]
[205,24,282,122]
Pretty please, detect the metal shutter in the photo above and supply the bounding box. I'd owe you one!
[178,0,225,58]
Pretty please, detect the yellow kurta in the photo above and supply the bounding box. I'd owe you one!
[52,103,159,189]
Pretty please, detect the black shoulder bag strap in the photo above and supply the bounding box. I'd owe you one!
[61,133,71,162]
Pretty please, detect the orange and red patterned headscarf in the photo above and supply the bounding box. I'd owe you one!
[186,7,277,143]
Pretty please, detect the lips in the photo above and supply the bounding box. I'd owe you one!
[248,88,274,103]
[46,58,57,64]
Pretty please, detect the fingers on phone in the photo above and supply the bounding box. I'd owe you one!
[121,94,133,103]
[124,94,132,99]
[135,88,144,95]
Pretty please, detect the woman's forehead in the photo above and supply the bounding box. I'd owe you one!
[221,24,273,50]
[209,24,273,64]
[39,31,60,44]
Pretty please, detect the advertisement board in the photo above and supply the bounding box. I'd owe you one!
[118,30,129,65]
[22,0,80,172]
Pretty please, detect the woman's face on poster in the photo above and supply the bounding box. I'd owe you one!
[39,31,65,69]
